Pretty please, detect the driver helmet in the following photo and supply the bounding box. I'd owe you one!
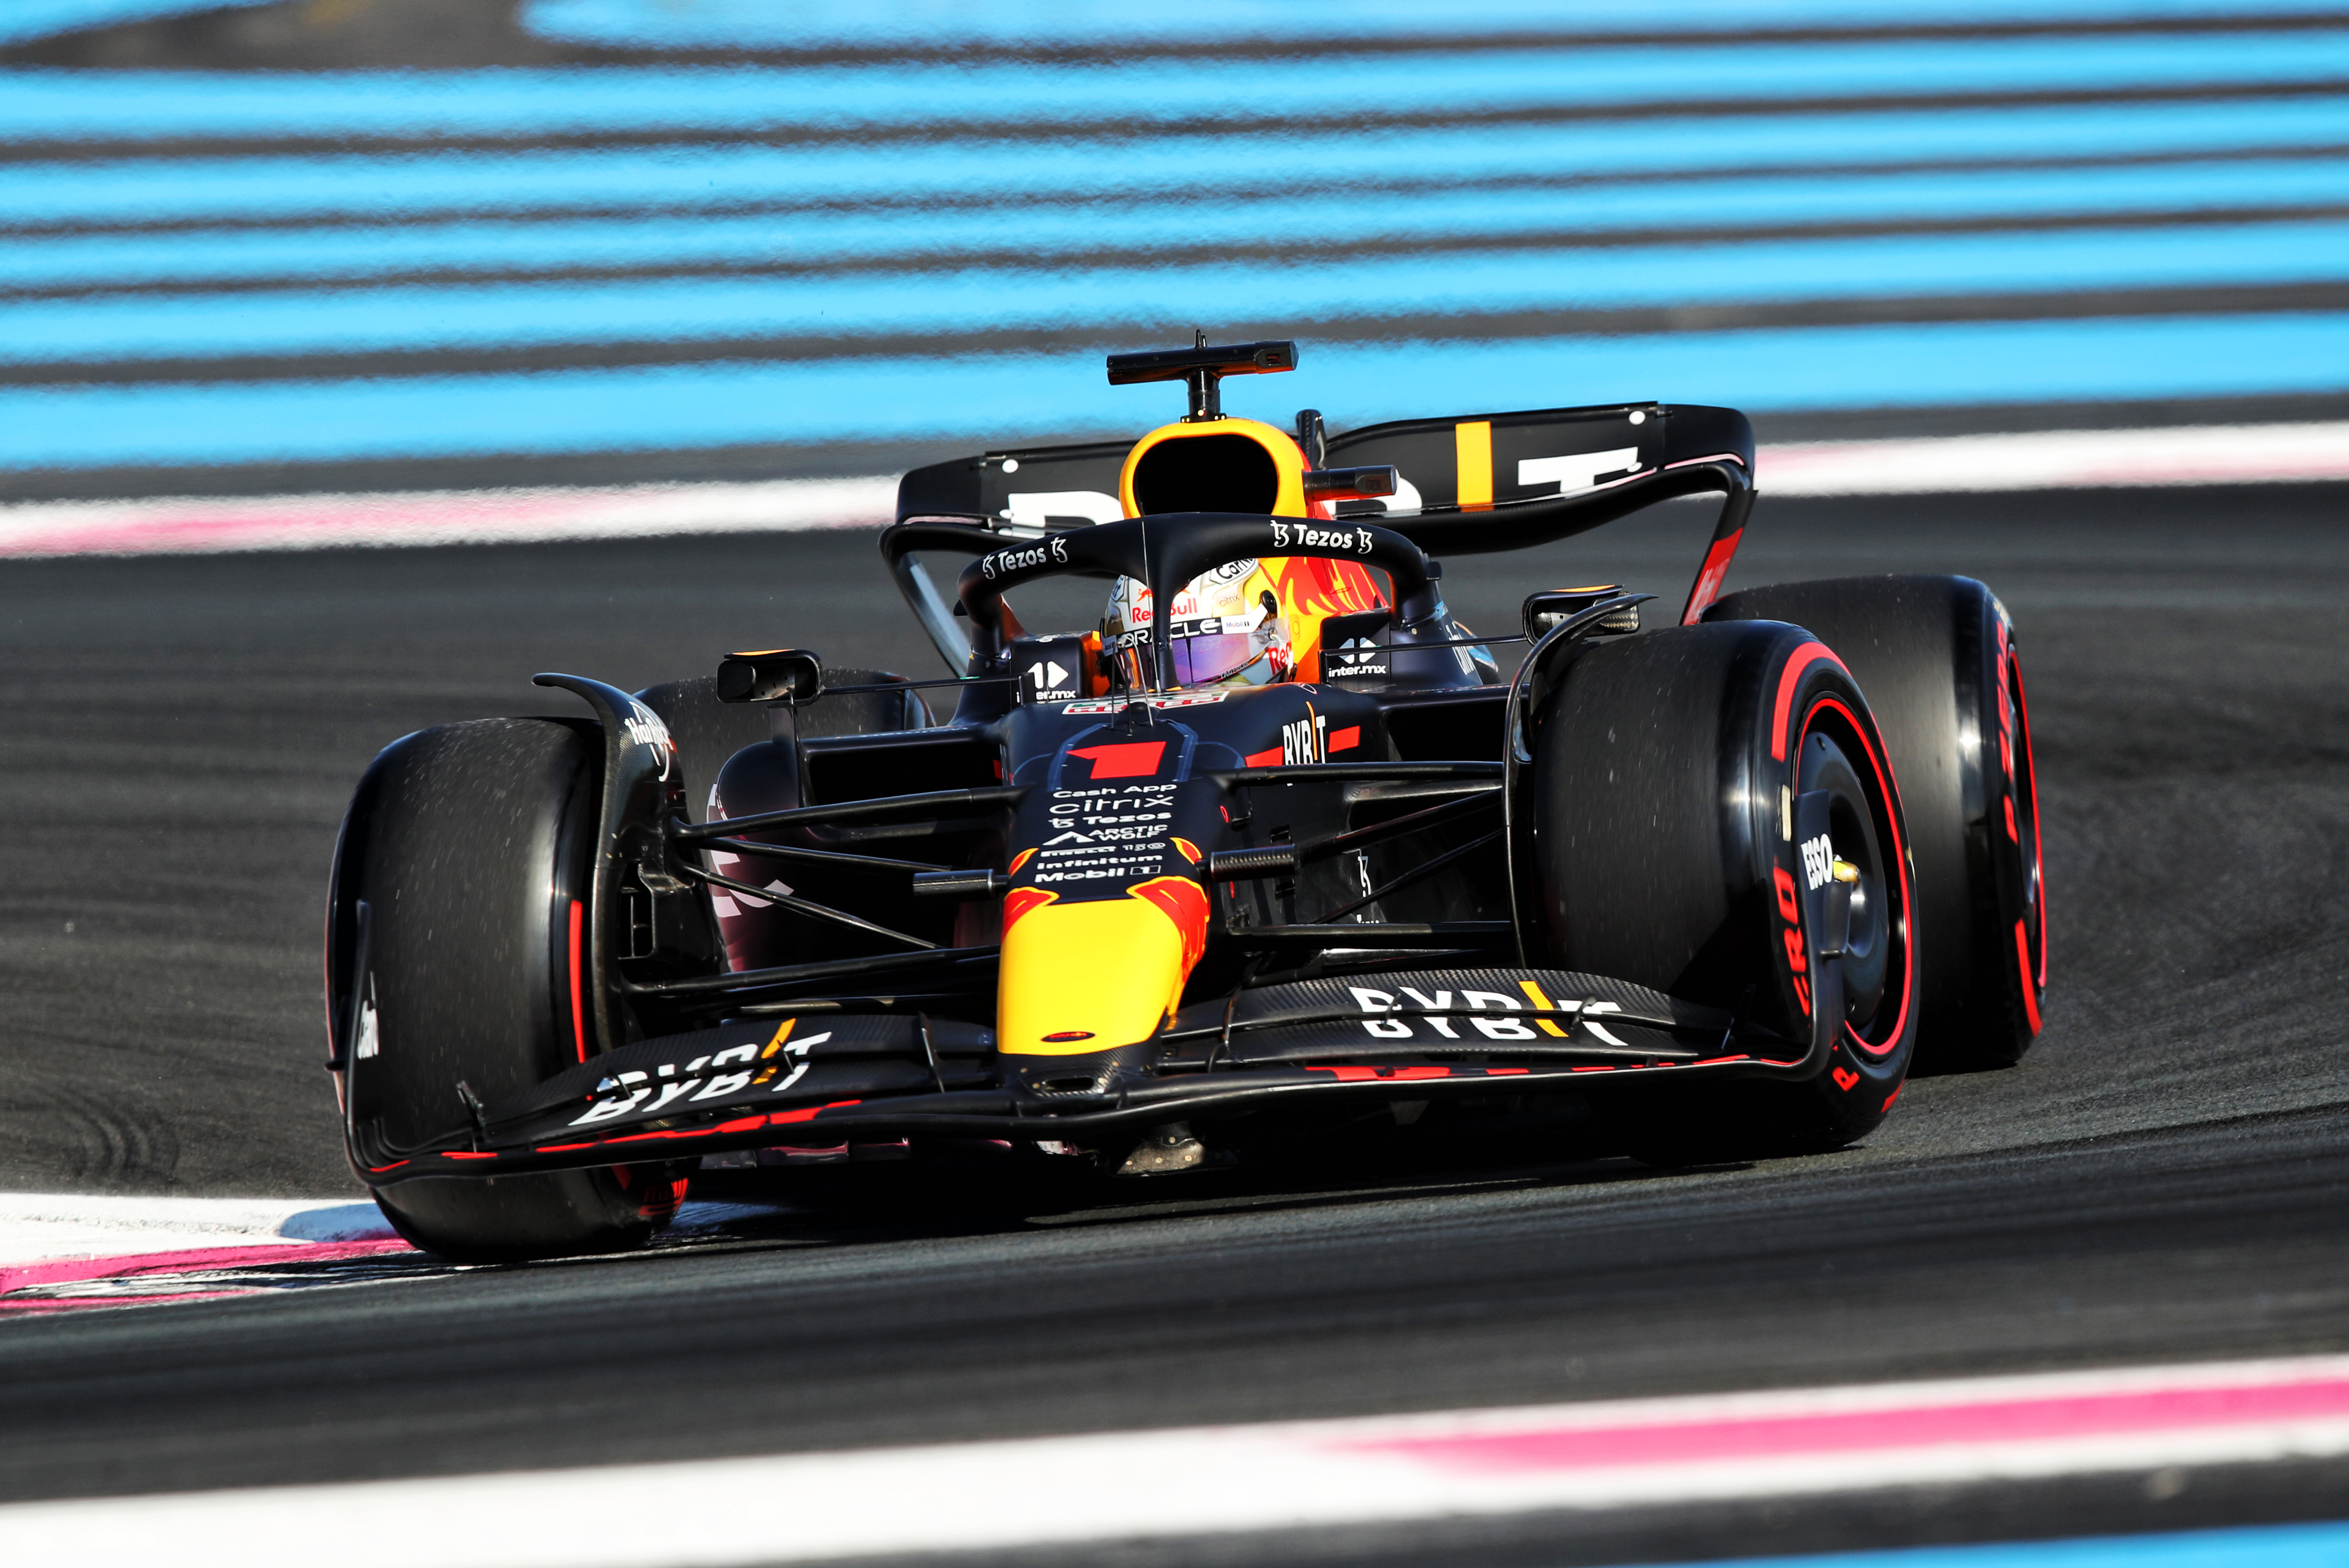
[1102,558,1292,690]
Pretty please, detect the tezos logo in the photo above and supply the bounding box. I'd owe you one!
[980,535,1070,580]
[1270,521,1373,554]
[623,700,674,781]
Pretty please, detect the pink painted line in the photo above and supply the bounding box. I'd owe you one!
[1761,421,2349,496]
[9,1357,2349,1566]
[1344,1376,2349,1473]
[7,499,593,556]
[0,1291,263,1317]
[0,423,2340,563]
[0,477,894,560]
[0,1238,414,1296]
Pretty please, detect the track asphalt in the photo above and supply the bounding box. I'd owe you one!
[0,484,2343,1558]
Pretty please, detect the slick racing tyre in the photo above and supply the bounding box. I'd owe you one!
[1706,576,2044,1071]
[327,718,688,1263]
[1522,620,1918,1161]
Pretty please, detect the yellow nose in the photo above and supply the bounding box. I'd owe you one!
[996,879,1209,1056]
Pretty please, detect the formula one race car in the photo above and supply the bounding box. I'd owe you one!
[325,339,2045,1261]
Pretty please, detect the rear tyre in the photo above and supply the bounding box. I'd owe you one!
[1706,576,2044,1071]
[327,718,688,1263]
[1523,621,1918,1162]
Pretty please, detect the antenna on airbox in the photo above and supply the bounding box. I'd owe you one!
[1106,334,1297,422]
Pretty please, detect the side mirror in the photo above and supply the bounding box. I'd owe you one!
[716,648,823,704]
[1522,586,1640,642]
[1302,465,1399,501]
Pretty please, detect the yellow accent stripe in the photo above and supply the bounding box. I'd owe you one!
[1519,979,1568,1037]
[761,1018,796,1057]
[1455,421,1493,511]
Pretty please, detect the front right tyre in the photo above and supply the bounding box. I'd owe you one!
[1520,620,1918,1161]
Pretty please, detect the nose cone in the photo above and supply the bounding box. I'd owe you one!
[997,879,1209,1056]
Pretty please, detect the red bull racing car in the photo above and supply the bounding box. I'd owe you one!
[324,339,2046,1261]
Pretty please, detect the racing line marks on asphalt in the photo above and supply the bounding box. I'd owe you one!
[3,1354,2349,1564]
[1,423,2344,559]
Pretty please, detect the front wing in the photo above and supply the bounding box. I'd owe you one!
[352,969,1814,1184]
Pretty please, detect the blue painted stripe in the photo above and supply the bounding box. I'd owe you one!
[12,100,2349,229]
[3,33,2348,142]
[526,0,2349,51]
[7,157,2349,291]
[2,312,2343,469]
[1630,1518,2349,1568]
[5,11,2345,468]
[7,221,2344,362]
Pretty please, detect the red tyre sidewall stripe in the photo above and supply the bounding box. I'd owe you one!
[2015,918,2044,1034]
[1770,640,1838,762]
[568,897,588,1064]
[1770,642,1849,1035]
[2012,651,2048,996]
[1804,691,1917,1062]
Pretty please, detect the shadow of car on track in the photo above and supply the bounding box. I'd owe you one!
[639,1114,1795,1259]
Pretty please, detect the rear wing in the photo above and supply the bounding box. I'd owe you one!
[1323,401,1751,555]
[888,401,1756,670]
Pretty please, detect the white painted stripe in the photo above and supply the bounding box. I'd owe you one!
[3,1354,2348,1567]
[0,423,2340,562]
[0,1192,394,1266]
[1762,420,2349,495]
[0,1191,781,1270]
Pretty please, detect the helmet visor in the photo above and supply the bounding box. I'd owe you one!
[1168,627,1268,686]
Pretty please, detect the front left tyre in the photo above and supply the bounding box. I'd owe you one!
[326,718,687,1263]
